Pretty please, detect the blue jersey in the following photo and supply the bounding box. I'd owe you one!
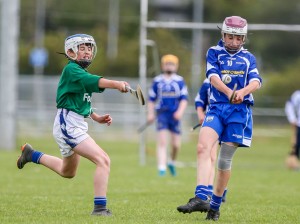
[148,74,188,113]
[195,78,210,111]
[285,90,300,126]
[206,40,262,106]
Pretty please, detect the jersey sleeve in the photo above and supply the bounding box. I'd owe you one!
[247,54,262,87]
[195,80,209,110]
[206,48,221,80]
[179,79,189,101]
[285,100,297,124]
[148,80,158,102]
[65,63,105,93]
[81,74,104,93]
[285,91,300,124]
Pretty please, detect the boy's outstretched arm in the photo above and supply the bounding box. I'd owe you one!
[98,78,128,92]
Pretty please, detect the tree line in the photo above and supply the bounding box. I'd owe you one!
[19,0,300,107]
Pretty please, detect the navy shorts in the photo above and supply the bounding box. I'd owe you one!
[156,112,181,134]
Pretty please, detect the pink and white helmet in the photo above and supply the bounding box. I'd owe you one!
[221,16,248,44]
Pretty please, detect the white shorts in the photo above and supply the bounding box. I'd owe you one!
[53,109,90,157]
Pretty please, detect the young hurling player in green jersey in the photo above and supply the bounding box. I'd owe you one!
[17,34,130,216]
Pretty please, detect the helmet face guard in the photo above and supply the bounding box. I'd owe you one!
[64,34,97,68]
[221,16,248,53]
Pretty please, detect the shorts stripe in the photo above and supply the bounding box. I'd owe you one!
[59,109,78,149]
[53,109,89,157]
[59,109,75,140]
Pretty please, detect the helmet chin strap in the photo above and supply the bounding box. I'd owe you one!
[223,40,243,54]
[225,46,240,54]
[76,59,92,68]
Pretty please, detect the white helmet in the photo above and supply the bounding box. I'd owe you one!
[221,16,247,52]
[64,34,97,68]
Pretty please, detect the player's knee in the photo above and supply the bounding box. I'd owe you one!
[217,143,237,171]
[96,154,111,170]
[104,155,111,168]
[158,139,168,148]
[197,143,209,157]
[218,157,232,171]
[158,143,167,149]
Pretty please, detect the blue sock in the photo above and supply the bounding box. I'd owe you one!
[195,185,209,201]
[31,150,44,164]
[94,197,107,207]
[208,185,213,197]
[210,194,222,211]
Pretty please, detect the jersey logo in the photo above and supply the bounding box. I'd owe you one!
[162,92,177,97]
[206,116,214,122]
[221,70,245,75]
[232,133,242,139]
[83,93,92,102]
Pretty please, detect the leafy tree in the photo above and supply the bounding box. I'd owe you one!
[19,0,300,105]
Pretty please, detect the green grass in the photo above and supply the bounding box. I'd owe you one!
[1,126,300,223]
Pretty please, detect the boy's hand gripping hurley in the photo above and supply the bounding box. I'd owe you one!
[126,85,145,106]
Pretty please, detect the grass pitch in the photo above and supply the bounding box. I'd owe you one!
[1,126,300,223]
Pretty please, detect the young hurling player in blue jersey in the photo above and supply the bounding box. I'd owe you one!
[147,54,188,176]
[194,79,228,202]
[285,90,300,170]
[177,16,262,221]
[17,34,130,216]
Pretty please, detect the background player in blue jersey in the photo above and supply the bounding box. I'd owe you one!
[147,54,188,176]
[177,16,262,221]
[285,90,300,170]
[194,79,228,202]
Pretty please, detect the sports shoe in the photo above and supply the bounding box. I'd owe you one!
[177,196,210,213]
[91,208,112,216]
[17,143,34,169]
[206,209,220,221]
[168,163,176,176]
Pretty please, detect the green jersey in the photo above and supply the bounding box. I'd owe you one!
[56,61,105,117]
